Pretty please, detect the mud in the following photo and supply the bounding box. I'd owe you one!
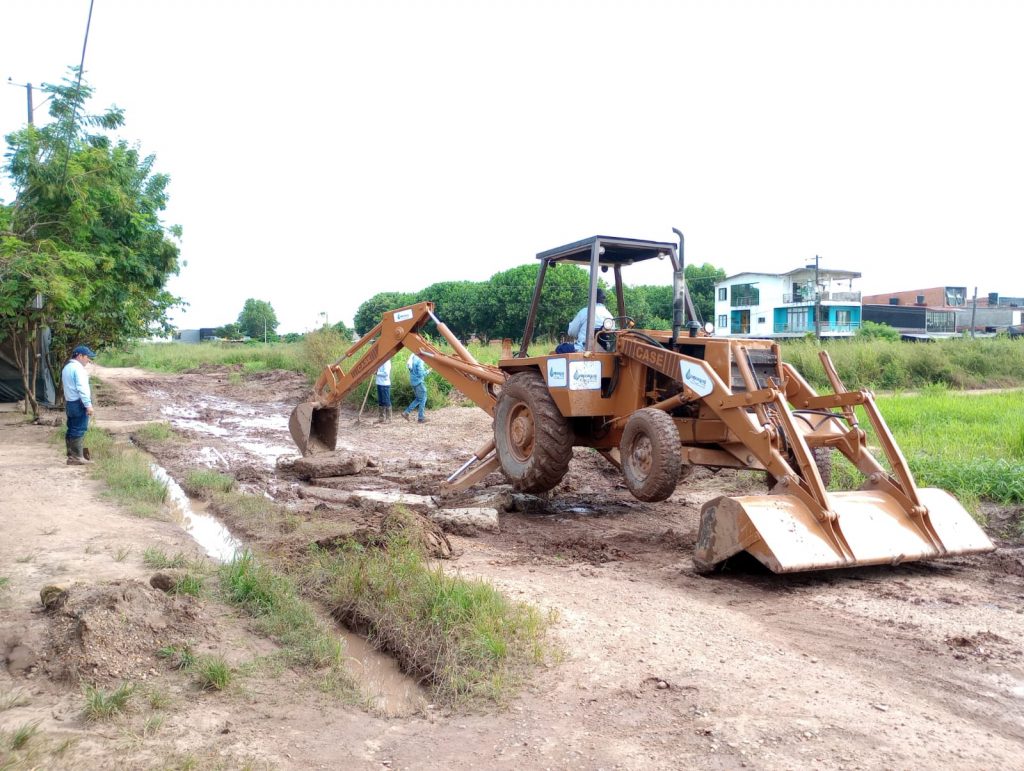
[3,364,1024,769]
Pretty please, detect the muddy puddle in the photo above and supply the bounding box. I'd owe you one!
[151,460,425,715]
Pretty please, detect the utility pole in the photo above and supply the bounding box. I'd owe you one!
[809,255,822,339]
[815,255,822,339]
[970,286,978,338]
[7,79,35,124]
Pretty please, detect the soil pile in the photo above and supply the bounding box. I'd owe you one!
[40,579,200,684]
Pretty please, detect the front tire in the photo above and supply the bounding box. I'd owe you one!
[620,408,682,502]
[494,371,573,493]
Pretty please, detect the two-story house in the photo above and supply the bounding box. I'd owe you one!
[713,267,862,338]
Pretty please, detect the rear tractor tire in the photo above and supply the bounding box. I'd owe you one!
[620,408,682,502]
[494,371,574,494]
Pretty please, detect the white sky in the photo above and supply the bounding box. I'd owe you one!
[2,0,1022,333]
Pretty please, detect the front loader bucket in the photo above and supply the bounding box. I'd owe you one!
[694,488,993,574]
[288,402,339,456]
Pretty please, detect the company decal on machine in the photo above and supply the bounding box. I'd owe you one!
[679,361,713,397]
[568,360,602,391]
[393,309,414,323]
[547,357,568,388]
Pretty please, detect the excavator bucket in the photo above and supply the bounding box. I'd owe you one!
[693,487,993,574]
[288,402,339,455]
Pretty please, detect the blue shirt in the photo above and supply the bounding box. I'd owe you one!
[407,354,428,387]
[567,302,613,351]
[61,359,92,407]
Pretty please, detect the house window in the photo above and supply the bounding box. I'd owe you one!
[757,316,766,324]
[718,314,728,330]
[835,309,851,327]
[730,283,759,307]
[787,307,809,332]
[718,288,727,301]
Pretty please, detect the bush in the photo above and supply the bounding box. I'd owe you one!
[855,320,901,341]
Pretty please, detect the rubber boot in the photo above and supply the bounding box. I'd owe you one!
[65,435,73,460]
[386,407,392,423]
[375,406,385,424]
[67,436,92,465]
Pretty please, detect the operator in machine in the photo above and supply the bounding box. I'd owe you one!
[557,288,613,353]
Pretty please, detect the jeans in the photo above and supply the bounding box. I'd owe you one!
[376,384,392,407]
[405,382,427,421]
[66,399,90,439]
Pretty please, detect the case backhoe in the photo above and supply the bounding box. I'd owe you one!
[289,234,993,574]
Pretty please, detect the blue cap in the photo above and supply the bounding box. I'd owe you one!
[72,345,97,358]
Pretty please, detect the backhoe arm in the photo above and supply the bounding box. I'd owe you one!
[289,302,505,455]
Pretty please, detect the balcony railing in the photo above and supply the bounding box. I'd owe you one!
[823,291,862,302]
[730,295,759,307]
[773,321,861,334]
[782,291,862,304]
[730,323,751,335]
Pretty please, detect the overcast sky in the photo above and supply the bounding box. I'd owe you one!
[2,0,1022,333]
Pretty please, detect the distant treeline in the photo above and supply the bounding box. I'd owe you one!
[352,262,727,341]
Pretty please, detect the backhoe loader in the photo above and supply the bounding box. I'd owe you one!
[289,234,993,573]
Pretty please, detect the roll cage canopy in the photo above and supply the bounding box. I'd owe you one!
[519,235,687,356]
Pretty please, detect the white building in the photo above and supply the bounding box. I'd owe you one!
[713,266,862,338]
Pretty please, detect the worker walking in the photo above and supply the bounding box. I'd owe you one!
[402,353,429,424]
[375,361,392,423]
[61,344,96,465]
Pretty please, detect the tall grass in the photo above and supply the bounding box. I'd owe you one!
[100,341,303,373]
[780,336,1024,391]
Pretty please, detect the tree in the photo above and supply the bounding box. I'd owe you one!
[213,322,242,340]
[2,69,181,415]
[684,263,727,324]
[331,320,354,341]
[237,299,278,340]
[353,291,417,336]
[472,263,592,342]
[415,281,483,340]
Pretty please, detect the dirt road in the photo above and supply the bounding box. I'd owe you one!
[2,364,1023,769]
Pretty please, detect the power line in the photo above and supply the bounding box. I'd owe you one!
[57,0,96,191]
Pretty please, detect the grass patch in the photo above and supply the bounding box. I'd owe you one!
[172,573,205,597]
[78,428,168,518]
[0,689,29,711]
[219,552,356,692]
[143,547,188,569]
[193,655,232,691]
[82,682,136,721]
[307,518,554,704]
[871,390,1024,504]
[157,644,197,671]
[183,469,235,497]
[134,421,175,442]
[0,577,9,592]
[7,720,41,751]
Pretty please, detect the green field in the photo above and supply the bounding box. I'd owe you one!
[871,387,1024,506]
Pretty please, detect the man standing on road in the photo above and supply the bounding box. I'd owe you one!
[402,352,430,424]
[375,360,392,423]
[62,345,96,465]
